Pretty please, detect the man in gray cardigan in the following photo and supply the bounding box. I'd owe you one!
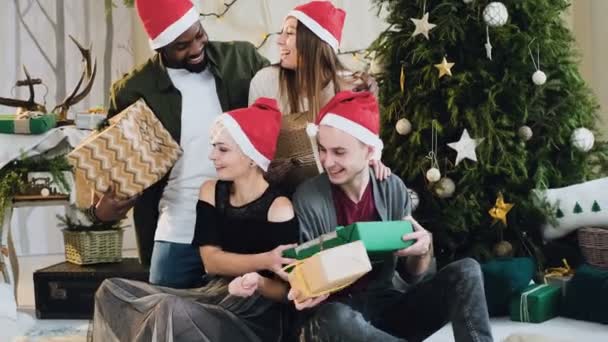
[290,91,493,342]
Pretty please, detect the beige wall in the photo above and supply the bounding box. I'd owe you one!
[568,0,608,137]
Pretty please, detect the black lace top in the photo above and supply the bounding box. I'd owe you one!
[192,180,299,255]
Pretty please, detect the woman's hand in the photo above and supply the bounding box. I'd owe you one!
[264,244,297,280]
[370,159,391,181]
[228,272,261,297]
[287,289,329,310]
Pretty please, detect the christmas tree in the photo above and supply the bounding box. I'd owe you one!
[370,0,608,266]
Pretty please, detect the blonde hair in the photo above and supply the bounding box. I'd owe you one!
[210,117,226,144]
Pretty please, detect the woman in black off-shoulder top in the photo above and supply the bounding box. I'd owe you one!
[93,98,299,342]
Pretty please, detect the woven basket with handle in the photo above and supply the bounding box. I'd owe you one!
[62,229,123,265]
[578,227,608,269]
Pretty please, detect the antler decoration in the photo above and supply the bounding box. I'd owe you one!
[52,35,97,121]
[0,35,96,122]
[0,66,47,112]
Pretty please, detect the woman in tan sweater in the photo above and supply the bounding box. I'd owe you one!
[249,1,389,192]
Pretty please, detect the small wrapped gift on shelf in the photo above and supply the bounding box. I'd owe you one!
[509,284,561,323]
[283,221,415,259]
[287,241,372,301]
[68,99,182,205]
[544,259,574,297]
[75,107,107,130]
[0,111,56,134]
[337,221,414,255]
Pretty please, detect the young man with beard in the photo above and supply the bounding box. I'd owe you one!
[91,0,269,288]
[289,91,493,342]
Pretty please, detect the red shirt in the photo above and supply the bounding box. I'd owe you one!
[330,180,379,296]
[331,181,378,226]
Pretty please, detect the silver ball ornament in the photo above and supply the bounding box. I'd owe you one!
[408,189,420,211]
[426,167,441,183]
[434,177,456,198]
[483,2,509,27]
[518,125,533,141]
[571,127,595,152]
[395,118,412,136]
[532,70,547,85]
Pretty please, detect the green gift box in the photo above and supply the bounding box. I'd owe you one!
[283,221,415,260]
[0,113,56,134]
[510,284,561,323]
[338,221,414,255]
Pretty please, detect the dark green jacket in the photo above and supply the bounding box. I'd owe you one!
[107,41,269,255]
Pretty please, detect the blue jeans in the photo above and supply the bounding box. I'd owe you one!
[296,258,493,342]
[149,241,205,289]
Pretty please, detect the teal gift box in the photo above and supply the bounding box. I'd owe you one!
[509,284,561,323]
[283,221,414,260]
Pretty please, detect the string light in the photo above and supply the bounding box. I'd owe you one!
[200,0,238,19]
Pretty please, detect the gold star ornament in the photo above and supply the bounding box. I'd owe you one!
[434,57,455,78]
[489,193,514,226]
[410,12,437,40]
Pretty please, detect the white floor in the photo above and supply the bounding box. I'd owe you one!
[3,313,607,342]
[2,253,607,341]
[427,317,608,342]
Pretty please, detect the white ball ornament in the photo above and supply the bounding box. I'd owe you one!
[426,167,441,183]
[483,2,509,27]
[435,177,456,198]
[571,127,595,152]
[407,189,420,211]
[518,125,533,141]
[395,118,412,135]
[532,70,547,85]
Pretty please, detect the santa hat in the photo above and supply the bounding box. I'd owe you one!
[307,91,383,160]
[136,0,200,50]
[287,1,346,51]
[215,98,282,171]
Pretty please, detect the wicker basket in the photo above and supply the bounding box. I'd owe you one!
[62,229,123,265]
[578,227,608,269]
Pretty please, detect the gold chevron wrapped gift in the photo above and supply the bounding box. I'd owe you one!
[68,99,182,204]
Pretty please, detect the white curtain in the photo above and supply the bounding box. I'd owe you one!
[0,0,135,114]
[0,0,136,255]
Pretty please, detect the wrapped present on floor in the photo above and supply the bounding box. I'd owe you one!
[562,263,608,324]
[283,221,415,259]
[68,99,182,206]
[0,111,56,134]
[75,107,107,130]
[337,221,414,255]
[509,284,561,323]
[287,241,372,301]
[543,259,574,297]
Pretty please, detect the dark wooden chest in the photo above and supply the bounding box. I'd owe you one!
[34,258,149,319]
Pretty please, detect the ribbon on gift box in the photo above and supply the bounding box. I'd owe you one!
[520,284,550,322]
[544,258,574,279]
[14,111,45,134]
